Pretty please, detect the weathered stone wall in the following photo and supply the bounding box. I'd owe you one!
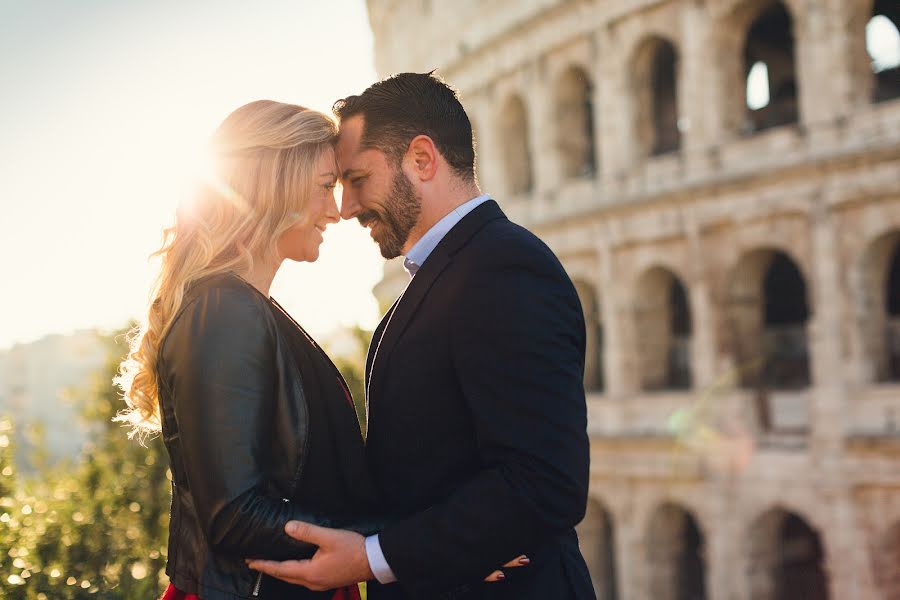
[368,1,900,597]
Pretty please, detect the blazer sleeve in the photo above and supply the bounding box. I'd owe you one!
[376,250,591,589]
[161,286,380,561]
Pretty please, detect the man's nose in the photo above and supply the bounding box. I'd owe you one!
[340,186,360,221]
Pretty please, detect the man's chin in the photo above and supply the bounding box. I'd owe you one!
[372,234,401,259]
[377,243,401,260]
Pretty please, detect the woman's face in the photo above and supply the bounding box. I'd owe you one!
[277,146,340,263]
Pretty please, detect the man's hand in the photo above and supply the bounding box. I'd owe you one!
[246,521,374,591]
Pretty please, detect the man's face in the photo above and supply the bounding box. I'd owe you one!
[335,115,421,259]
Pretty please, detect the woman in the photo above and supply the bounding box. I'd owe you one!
[115,100,379,599]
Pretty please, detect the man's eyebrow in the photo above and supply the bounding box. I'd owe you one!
[341,168,366,180]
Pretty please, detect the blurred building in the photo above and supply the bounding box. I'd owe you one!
[0,331,106,472]
[366,0,900,598]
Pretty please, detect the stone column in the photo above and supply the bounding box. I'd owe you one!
[706,471,748,600]
[467,94,503,197]
[613,500,642,600]
[825,488,875,600]
[808,203,846,452]
[685,210,718,390]
[596,226,630,398]
[594,26,636,190]
[678,0,717,179]
[527,60,561,205]
[795,1,849,149]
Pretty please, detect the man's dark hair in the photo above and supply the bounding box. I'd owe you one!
[333,71,476,181]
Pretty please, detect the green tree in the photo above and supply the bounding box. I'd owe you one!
[0,323,375,599]
[0,331,170,599]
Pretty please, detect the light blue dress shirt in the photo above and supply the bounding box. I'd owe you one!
[364,193,492,584]
[402,193,492,278]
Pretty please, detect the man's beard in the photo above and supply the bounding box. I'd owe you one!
[358,169,421,259]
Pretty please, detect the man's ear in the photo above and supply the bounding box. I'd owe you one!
[404,135,438,182]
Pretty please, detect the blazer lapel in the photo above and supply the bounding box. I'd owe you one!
[366,200,506,407]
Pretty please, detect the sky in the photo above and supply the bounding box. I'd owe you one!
[1,3,898,352]
[0,0,385,351]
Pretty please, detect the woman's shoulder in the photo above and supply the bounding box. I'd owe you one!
[183,272,270,314]
[163,273,276,355]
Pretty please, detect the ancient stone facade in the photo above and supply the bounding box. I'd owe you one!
[366,1,900,598]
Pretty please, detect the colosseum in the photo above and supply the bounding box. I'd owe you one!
[364,1,900,598]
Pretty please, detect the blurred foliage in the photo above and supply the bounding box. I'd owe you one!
[325,325,372,438]
[0,324,373,598]
[0,330,170,599]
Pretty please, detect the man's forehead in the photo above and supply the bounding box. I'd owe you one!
[335,116,386,176]
[336,115,365,153]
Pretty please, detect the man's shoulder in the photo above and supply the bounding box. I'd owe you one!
[461,214,562,271]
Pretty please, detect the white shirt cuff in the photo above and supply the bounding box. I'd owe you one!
[365,534,397,584]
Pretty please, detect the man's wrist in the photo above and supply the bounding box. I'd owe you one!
[364,534,398,584]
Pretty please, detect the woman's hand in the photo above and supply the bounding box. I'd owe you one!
[483,554,530,582]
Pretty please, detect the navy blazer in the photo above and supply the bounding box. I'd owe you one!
[364,201,595,599]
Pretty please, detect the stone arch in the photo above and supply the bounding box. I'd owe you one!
[873,520,900,599]
[645,502,708,600]
[634,266,692,391]
[574,279,605,392]
[867,0,900,103]
[555,65,597,179]
[498,94,533,196]
[741,1,799,133]
[578,498,619,600]
[746,507,830,600]
[725,248,811,394]
[631,35,682,157]
[716,0,800,135]
[856,229,900,383]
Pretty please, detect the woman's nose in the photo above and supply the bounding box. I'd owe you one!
[324,190,340,224]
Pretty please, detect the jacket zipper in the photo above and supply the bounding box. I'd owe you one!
[251,572,263,597]
[252,498,291,597]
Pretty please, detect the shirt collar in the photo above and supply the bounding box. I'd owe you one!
[404,194,491,277]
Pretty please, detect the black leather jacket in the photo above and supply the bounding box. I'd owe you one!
[157,273,380,599]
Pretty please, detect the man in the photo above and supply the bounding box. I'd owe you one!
[249,72,595,599]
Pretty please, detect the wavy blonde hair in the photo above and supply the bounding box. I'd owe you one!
[115,100,338,438]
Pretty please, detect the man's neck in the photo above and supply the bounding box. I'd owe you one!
[403,184,481,254]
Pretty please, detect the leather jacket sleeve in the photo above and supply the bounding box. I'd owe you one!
[160,284,381,561]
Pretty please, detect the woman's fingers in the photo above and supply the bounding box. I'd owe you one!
[484,555,530,582]
[502,554,530,568]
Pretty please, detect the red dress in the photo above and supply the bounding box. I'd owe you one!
[161,582,361,600]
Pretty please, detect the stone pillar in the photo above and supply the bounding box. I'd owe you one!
[613,502,642,600]
[467,94,503,197]
[679,0,718,178]
[794,2,830,128]
[686,210,718,390]
[825,488,875,600]
[706,482,744,600]
[705,16,745,144]
[595,26,636,188]
[809,203,846,452]
[597,228,631,398]
[528,61,561,203]
[821,0,871,116]
[590,36,606,183]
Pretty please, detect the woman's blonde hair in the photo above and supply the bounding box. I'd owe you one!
[115,100,338,438]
